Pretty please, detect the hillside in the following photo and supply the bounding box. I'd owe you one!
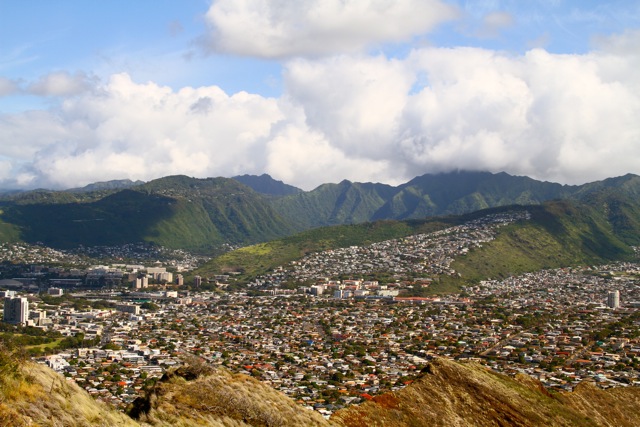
[0,351,137,426]
[449,198,636,282]
[1,171,639,254]
[0,176,294,252]
[332,358,640,427]
[129,361,330,427]
[196,194,639,286]
[195,216,457,281]
[5,353,640,426]
[232,173,302,196]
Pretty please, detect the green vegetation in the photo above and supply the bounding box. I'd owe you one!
[0,175,295,252]
[452,200,635,283]
[1,171,640,258]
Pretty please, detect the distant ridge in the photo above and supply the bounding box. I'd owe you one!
[66,179,145,193]
[270,171,640,229]
[232,173,303,196]
[1,171,639,252]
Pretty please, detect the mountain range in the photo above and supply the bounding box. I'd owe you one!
[1,171,640,253]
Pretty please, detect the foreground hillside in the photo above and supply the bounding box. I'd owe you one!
[332,358,640,427]
[5,353,640,427]
[129,361,329,427]
[0,351,136,426]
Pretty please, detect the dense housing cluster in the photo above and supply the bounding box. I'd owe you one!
[1,211,639,417]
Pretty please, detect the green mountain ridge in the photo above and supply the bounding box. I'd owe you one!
[0,175,295,251]
[1,171,640,254]
[232,173,303,196]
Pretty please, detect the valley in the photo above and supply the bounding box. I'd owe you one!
[2,171,640,425]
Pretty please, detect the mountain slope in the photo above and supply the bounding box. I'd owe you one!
[0,176,295,251]
[449,199,635,282]
[66,179,145,193]
[232,173,302,196]
[331,358,640,427]
[1,171,640,253]
[374,171,576,219]
[270,171,581,227]
[271,180,398,229]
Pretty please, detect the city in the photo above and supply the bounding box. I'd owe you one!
[2,211,640,417]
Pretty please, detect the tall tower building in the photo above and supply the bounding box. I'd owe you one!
[194,275,202,288]
[607,290,620,309]
[3,297,29,325]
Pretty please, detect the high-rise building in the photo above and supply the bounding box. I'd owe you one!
[134,277,149,289]
[194,275,202,288]
[175,274,184,286]
[607,290,620,309]
[3,297,29,325]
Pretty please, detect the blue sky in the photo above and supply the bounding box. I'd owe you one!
[1,0,639,190]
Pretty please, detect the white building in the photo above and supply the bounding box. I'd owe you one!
[134,277,149,289]
[48,288,64,296]
[607,290,620,309]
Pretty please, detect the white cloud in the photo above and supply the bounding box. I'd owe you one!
[0,77,20,96]
[202,0,458,58]
[266,124,394,190]
[477,11,514,38]
[278,31,640,186]
[1,31,639,190]
[283,54,414,159]
[27,71,96,97]
[2,73,284,189]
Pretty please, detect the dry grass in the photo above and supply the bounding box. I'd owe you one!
[331,358,640,427]
[135,367,330,427]
[0,359,138,427]
[6,352,640,427]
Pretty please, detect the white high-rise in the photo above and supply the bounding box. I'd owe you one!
[3,297,29,325]
[607,290,620,309]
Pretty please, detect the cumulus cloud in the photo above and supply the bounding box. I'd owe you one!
[2,73,283,189]
[0,77,20,96]
[278,30,640,186]
[27,71,96,97]
[202,0,458,58]
[1,31,639,190]
[477,11,514,38]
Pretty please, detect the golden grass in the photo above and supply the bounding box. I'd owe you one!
[134,366,330,427]
[0,360,139,427]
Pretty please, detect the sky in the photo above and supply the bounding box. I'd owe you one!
[1,0,639,191]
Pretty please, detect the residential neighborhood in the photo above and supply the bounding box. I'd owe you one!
[1,211,640,416]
